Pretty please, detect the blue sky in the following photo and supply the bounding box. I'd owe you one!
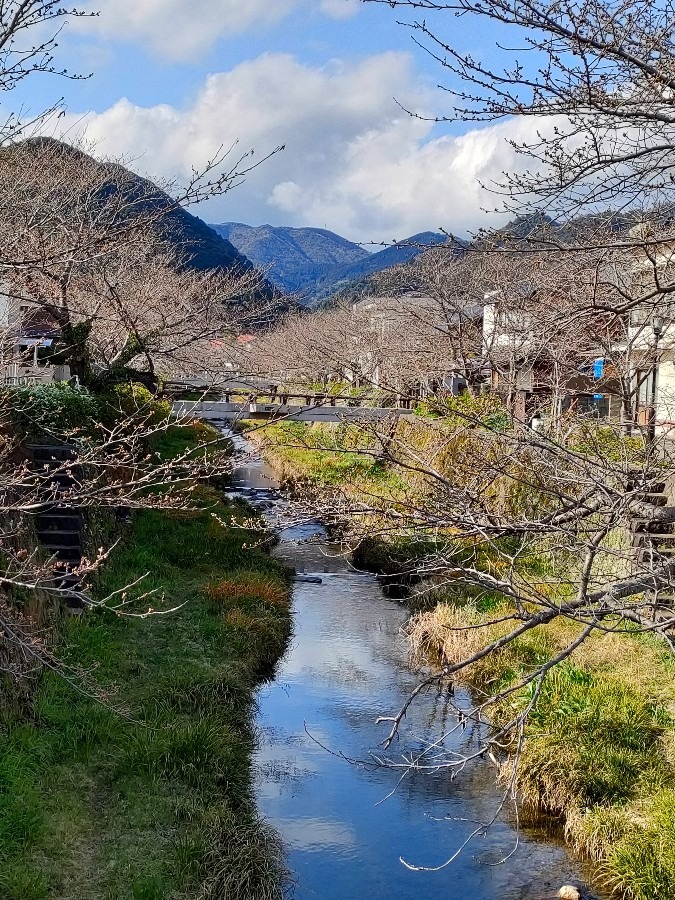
[50,3,493,114]
[14,1,535,242]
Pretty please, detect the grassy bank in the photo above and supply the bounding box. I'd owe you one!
[409,603,675,899]
[250,419,675,900]
[242,420,394,490]
[245,421,459,600]
[244,419,425,553]
[0,487,291,898]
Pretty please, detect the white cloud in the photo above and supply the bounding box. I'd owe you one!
[78,0,358,61]
[319,0,360,19]
[58,52,551,242]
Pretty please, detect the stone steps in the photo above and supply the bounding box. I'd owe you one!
[36,514,82,532]
[27,442,85,609]
[26,442,77,460]
[37,530,81,548]
[629,477,675,609]
[42,545,82,563]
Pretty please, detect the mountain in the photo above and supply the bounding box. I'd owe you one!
[210,223,369,293]
[311,231,449,300]
[159,209,255,273]
[212,223,449,302]
[19,138,258,280]
[494,210,654,244]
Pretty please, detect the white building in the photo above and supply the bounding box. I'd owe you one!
[0,284,70,386]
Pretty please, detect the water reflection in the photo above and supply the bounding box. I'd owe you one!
[228,442,604,900]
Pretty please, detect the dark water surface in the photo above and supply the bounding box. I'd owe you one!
[229,443,604,900]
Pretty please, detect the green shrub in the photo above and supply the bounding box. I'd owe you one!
[8,383,99,438]
[569,423,645,463]
[416,392,511,430]
[99,382,171,427]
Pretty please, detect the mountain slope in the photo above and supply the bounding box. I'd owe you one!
[21,138,257,278]
[213,223,451,301]
[161,209,255,273]
[311,231,449,300]
[211,222,370,293]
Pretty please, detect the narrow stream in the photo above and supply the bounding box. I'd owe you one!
[229,440,605,900]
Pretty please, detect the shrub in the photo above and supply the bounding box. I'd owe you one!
[568,423,645,463]
[417,392,511,430]
[99,382,171,427]
[8,383,99,438]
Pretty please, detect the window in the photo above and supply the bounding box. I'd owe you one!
[564,394,611,418]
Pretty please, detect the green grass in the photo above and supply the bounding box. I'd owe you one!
[410,598,675,899]
[0,500,291,899]
[600,788,675,899]
[517,665,671,809]
[253,421,399,488]
[148,421,227,461]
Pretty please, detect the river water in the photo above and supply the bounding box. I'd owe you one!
[229,443,603,900]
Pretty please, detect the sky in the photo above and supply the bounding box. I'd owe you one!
[12,0,540,243]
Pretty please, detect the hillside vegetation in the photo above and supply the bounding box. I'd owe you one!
[214,222,449,301]
[212,223,369,293]
[23,139,259,278]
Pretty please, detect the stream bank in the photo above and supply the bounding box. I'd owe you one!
[229,439,606,900]
[0,425,292,900]
[242,420,675,900]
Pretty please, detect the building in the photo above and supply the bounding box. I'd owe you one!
[0,287,70,386]
[481,286,621,426]
[350,292,482,398]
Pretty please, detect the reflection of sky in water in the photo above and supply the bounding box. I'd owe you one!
[271,817,357,852]
[231,449,605,900]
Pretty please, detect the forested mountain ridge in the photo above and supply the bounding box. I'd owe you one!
[23,138,257,278]
[212,222,449,301]
[311,231,449,301]
[162,209,256,273]
[211,222,369,293]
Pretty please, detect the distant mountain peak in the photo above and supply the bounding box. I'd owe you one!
[212,222,450,302]
[211,223,369,295]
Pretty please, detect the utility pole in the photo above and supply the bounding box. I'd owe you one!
[648,316,663,446]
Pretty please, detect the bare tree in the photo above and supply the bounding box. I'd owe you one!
[249,213,675,878]
[362,1,675,233]
[0,137,278,384]
[0,3,283,686]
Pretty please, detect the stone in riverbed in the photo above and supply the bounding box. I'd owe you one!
[558,887,581,900]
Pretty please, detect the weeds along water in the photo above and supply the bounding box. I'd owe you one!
[407,600,675,899]
[0,440,293,899]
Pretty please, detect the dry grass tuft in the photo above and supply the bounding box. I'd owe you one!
[205,575,289,608]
